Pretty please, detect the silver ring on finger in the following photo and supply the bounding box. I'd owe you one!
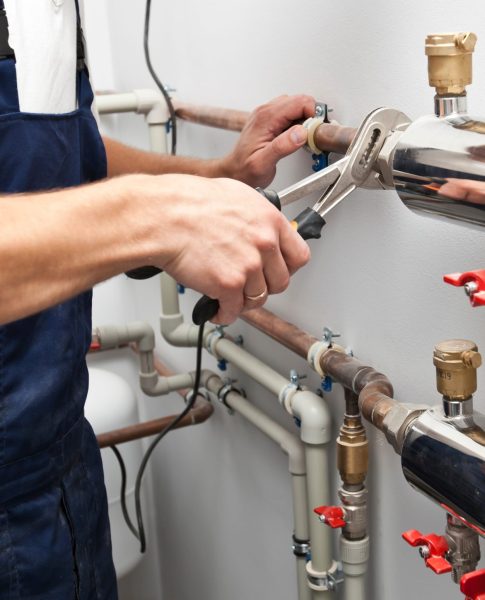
[244,288,268,302]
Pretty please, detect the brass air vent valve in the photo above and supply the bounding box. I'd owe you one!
[433,339,482,401]
[426,32,477,96]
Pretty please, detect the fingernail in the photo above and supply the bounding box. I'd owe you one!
[290,126,307,145]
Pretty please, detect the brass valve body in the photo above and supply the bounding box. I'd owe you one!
[337,416,369,487]
[433,339,482,400]
[426,32,477,95]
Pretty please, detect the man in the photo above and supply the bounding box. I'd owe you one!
[0,1,313,598]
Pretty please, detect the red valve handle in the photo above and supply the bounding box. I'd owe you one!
[313,505,346,529]
[402,529,452,575]
[444,270,485,307]
[461,569,485,600]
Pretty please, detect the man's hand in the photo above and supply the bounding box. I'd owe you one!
[138,174,311,324]
[219,94,316,188]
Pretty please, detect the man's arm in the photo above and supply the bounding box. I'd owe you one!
[0,174,310,325]
[104,95,316,187]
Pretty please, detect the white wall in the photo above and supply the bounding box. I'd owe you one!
[83,1,485,598]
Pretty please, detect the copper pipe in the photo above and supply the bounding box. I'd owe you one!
[241,308,319,359]
[174,101,249,132]
[313,122,356,155]
[97,398,213,448]
[319,351,395,431]
[96,347,213,448]
[240,308,397,433]
[173,101,356,154]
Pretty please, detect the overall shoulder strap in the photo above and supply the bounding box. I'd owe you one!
[0,2,15,60]
[74,0,86,70]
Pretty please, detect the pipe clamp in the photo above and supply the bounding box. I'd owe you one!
[292,535,311,558]
[279,382,299,412]
[306,560,344,592]
[206,326,226,360]
[303,116,326,155]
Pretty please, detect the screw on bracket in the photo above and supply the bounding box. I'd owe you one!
[289,369,307,388]
[323,327,341,346]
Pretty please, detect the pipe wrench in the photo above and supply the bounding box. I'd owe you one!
[193,107,411,324]
[260,106,411,239]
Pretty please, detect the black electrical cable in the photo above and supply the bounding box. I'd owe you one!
[144,0,177,155]
[109,445,139,539]
[112,323,206,552]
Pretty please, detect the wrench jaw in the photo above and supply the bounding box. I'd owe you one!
[314,107,412,216]
[362,110,412,190]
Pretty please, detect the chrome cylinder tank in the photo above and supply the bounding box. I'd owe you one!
[401,403,485,533]
[392,109,485,227]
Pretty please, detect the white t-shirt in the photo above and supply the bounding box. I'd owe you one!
[3,0,80,114]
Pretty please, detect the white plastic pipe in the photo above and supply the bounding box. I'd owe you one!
[202,372,311,600]
[149,123,168,154]
[292,474,312,600]
[340,536,369,600]
[305,444,335,599]
[159,273,205,347]
[95,89,170,157]
[207,336,289,397]
[158,256,336,597]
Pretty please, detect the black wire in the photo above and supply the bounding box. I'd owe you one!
[109,445,139,539]
[144,0,177,155]
[113,323,206,552]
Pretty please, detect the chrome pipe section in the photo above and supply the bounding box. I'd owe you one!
[392,109,485,228]
[401,401,485,534]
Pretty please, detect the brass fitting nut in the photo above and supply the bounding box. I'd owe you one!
[425,32,477,95]
[433,339,482,400]
[337,437,369,487]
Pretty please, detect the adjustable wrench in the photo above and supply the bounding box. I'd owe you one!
[193,107,411,324]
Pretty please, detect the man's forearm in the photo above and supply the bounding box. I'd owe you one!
[103,136,231,179]
[0,176,166,324]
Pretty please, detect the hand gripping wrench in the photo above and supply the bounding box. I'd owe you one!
[192,106,410,324]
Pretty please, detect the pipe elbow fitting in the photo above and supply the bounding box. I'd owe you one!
[95,321,155,352]
[290,390,332,445]
[280,434,306,475]
[160,315,201,347]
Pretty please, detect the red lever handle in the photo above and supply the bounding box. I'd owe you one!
[402,529,452,575]
[461,569,485,600]
[444,270,485,307]
[313,505,346,529]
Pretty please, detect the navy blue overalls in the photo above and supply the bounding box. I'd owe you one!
[0,2,118,598]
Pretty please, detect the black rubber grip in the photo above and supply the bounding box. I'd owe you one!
[292,207,326,240]
[125,266,162,280]
[255,187,281,210]
[192,295,219,326]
